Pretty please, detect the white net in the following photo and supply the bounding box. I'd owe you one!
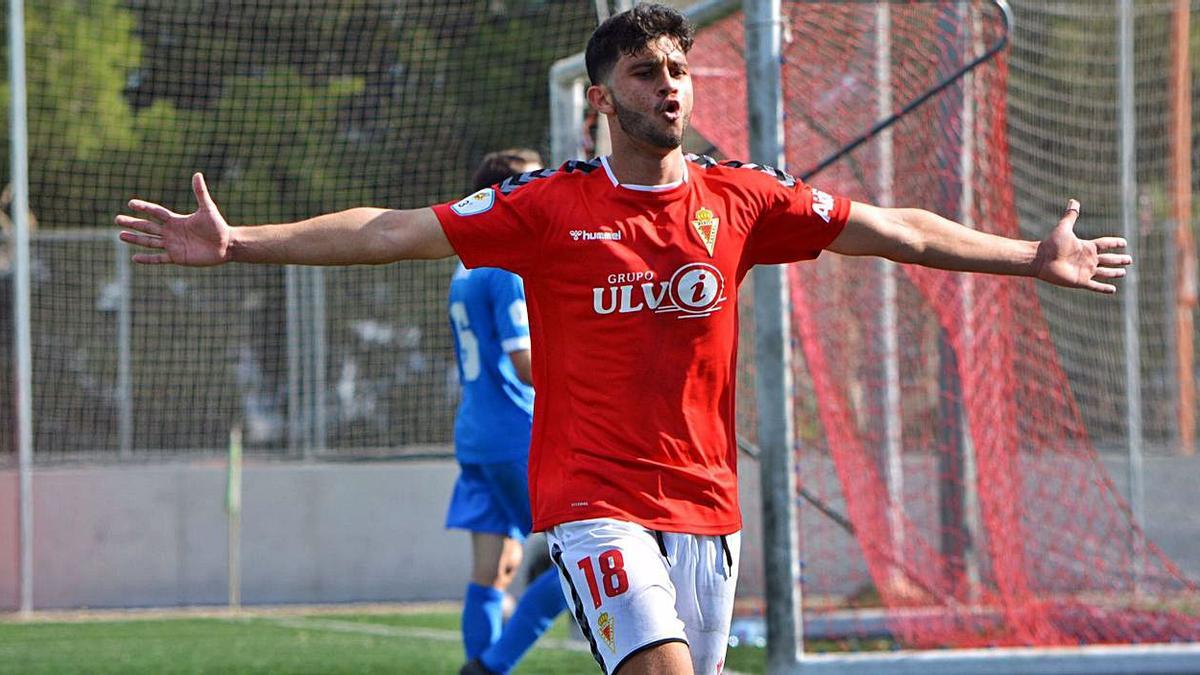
[1009,0,1200,458]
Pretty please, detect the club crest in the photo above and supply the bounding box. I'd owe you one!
[597,611,616,652]
[691,206,719,257]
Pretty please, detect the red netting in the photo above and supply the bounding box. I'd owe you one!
[692,1,1200,648]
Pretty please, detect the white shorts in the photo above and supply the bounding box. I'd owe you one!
[547,518,740,675]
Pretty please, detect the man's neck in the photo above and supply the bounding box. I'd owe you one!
[606,141,686,187]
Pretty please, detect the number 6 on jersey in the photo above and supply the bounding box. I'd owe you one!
[449,301,481,381]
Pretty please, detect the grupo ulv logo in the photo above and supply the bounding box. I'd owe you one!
[593,262,727,319]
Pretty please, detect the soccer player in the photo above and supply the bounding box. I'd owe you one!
[446,149,567,675]
[115,5,1131,673]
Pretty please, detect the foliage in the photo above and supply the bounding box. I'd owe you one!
[0,0,143,229]
[0,1,597,457]
[0,0,596,232]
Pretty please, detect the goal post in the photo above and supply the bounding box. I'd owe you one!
[782,642,1200,675]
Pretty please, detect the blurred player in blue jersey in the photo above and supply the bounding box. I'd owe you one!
[447,149,566,675]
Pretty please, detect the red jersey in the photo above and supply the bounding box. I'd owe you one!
[433,155,850,535]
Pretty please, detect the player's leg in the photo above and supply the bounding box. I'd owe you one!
[547,518,694,675]
[446,463,525,660]
[615,641,693,674]
[471,532,523,588]
[458,532,521,667]
[474,460,531,601]
[473,460,567,674]
[667,531,740,674]
[471,567,567,674]
[462,543,507,659]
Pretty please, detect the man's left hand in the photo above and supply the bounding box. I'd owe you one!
[1033,199,1132,294]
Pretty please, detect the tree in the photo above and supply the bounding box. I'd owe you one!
[0,0,146,229]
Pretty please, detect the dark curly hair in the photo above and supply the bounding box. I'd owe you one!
[585,3,694,85]
[471,148,543,191]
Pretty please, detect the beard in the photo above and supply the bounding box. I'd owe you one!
[611,94,688,150]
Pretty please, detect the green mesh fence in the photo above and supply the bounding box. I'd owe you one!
[0,0,598,463]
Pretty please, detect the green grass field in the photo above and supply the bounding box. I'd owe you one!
[0,607,767,674]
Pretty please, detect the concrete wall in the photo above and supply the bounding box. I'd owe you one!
[0,471,16,610]
[1100,455,1200,580]
[1,453,1196,610]
[0,459,471,609]
[0,454,764,610]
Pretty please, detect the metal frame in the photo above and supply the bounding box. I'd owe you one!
[9,0,34,615]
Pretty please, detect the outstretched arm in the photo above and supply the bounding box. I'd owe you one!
[827,199,1131,294]
[115,173,455,266]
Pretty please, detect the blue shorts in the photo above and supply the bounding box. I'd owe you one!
[445,460,532,541]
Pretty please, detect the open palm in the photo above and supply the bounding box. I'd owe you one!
[1034,200,1132,294]
[115,173,231,266]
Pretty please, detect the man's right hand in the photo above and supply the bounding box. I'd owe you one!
[116,172,231,266]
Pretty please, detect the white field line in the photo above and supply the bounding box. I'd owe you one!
[0,602,460,624]
[252,616,750,675]
[254,615,588,654]
[0,608,748,674]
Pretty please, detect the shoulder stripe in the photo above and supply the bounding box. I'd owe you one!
[563,158,603,174]
[497,158,603,195]
[686,153,797,188]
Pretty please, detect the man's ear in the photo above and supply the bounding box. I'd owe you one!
[586,84,615,115]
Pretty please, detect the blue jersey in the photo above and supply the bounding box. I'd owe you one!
[448,263,534,464]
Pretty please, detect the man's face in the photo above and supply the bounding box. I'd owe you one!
[605,35,693,150]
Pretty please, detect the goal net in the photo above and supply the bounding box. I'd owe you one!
[684,0,1200,652]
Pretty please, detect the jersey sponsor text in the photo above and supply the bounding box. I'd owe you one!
[593,262,727,319]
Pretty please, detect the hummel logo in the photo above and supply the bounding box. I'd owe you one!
[570,229,621,242]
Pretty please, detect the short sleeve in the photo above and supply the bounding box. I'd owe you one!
[487,270,531,354]
[433,177,546,275]
[742,177,852,266]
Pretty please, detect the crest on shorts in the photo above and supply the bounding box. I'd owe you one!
[597,611,616,652]
[691,207,719,257]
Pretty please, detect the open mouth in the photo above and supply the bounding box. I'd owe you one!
[658,99,682,121]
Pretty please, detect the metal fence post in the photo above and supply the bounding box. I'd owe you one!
[745,0,802,671]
